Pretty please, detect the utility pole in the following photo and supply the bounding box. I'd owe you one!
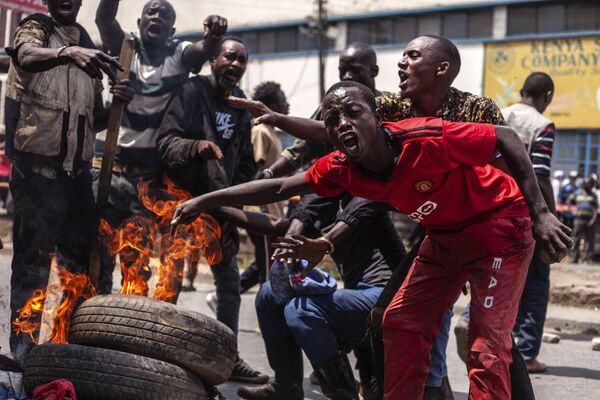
[317,0,328,101]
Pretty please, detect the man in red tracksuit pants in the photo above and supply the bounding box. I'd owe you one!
[171,81,572,399]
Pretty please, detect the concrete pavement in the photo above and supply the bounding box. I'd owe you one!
[0,247,599,399]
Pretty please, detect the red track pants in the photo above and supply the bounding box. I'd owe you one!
[382,216,534,400]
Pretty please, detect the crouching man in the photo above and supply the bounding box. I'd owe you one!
[171,81,572,399]
[203,193,404,400]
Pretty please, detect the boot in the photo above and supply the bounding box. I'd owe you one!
[314,352,359,400]
[237,383,303,400]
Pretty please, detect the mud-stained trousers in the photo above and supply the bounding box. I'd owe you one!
[382,216,535,400]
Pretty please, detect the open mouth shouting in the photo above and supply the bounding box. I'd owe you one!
[340,131,360,158]
[147,22,163,36]
[223,68,241,83]
[398,70,409,90]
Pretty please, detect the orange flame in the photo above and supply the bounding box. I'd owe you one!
[99,176,222,303]
[13,257,96,344]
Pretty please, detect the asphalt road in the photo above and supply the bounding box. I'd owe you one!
[0,247,598,399]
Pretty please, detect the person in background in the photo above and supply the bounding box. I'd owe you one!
[239,81,289,294]
[559,170,579,228]
[502,72,557,373]
[552,170,564,204]
[569,177,598,263]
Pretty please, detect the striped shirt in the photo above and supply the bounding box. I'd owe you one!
[95,36,192,166]
[530,123,555,177]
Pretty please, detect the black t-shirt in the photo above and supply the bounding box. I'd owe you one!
[291,193,405,289]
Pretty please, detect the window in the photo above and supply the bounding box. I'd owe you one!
[372,19,394,44]
[507,5,537,35]
[347,20,371,44]
[566,2,599,31]
[443,12,467,39]
[507,1,600,36]
[276,28,296,53]
[468,9,493,38]
[241,31,258,55]
[394,16,417,44]
[417,14,441,36]
[258,30,276,54]
[537,4,565,33]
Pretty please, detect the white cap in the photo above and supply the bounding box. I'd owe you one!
[569,170,578,178]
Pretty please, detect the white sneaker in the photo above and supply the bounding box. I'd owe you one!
[206,292,217,315]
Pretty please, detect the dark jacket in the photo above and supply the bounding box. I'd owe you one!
[156,75,257,196]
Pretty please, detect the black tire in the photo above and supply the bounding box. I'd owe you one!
[68,294,236,385]
[24,344,207,400]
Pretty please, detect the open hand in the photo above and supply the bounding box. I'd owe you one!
[196,140,223,160]
[63,46,123,81]
[272,235,330,277]
[109,78,134,103]
[171,196,208,231]
[228,96,280,126]
[533,211,572,263]
[203,15,228,39]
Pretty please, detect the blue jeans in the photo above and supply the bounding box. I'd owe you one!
[211,257,241,334]
[515,247,550,360]
[256,282,381,368]
[426,308,452,387]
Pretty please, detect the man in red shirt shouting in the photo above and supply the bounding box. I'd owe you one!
[171,81,571,399]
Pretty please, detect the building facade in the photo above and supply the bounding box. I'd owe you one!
[2,0,600,175]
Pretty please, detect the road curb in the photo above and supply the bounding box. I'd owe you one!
[545,316,600,336]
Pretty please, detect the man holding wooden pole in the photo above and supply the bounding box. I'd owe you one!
[93,0,228,295]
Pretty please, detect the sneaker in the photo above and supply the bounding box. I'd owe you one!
[206,291,217,315]
[454,318,469,364]
[229,358,269,384]
[238,383,302,400]
[206,385,227,400]
[526,358,548,373]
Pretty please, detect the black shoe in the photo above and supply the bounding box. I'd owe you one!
[314,352,359,400]
[180,284,196,292]
[237,383,303,400]
[309,370,320,385]
[229,358,269,384]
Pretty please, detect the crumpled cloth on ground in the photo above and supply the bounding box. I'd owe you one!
[32,380,76,400]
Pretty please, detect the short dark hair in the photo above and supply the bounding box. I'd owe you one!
[324,81,376,112]
[521,72,554,98]
[219,36,248,57]
[252,81,282,108]
[422,35,461,79]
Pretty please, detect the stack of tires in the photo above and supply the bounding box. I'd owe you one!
[23,294,237,400]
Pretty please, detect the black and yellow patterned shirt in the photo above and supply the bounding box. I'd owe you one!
[376,87,506,125]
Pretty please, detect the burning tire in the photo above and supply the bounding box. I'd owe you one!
[24,344,207,400]
[68,294,236,385]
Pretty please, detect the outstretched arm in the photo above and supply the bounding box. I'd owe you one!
[228,97,328,142]
[172,173,312,226]
[212,206,290,236]
[95,0,125,56]
[495,126,572,262]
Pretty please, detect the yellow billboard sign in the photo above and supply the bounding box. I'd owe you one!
[484,36,600,129]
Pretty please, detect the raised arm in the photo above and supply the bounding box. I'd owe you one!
[228,97,328,142]
[182,15,227,72]
[495,126,572,262]
[95,0,125,56]
[172,173,312,226]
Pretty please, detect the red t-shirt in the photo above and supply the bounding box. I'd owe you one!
[305,117,529,230]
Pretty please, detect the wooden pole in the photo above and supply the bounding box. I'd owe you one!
[88,36,135,288]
